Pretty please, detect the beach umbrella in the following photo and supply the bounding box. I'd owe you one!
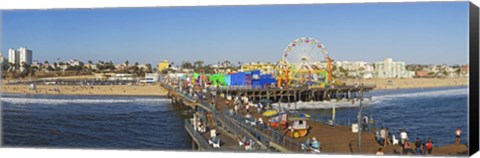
[262,109,279,117]
[297,113,311,118]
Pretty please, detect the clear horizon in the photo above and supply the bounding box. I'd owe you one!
[1,2,470,66]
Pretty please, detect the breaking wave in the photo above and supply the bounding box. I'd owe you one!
[273,87,468,110]
[372,88,468,101]
[1,97,170,105]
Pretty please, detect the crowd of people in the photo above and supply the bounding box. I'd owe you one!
[375,127,463,156]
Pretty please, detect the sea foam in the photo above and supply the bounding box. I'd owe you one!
[272,87,468,110]
[1,97,170,105]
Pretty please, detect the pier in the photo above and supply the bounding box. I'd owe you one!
[161,76,468,155]
[162,76,375,153]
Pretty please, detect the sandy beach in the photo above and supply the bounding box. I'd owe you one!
[1,81,168,96]
[343,78,468,90]
[0,77,468,96]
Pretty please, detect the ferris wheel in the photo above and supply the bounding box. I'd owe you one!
[282,37,329,71]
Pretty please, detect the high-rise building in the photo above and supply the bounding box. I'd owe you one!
[8,47,33,66]
[18,47,33,65]
[8,48,18,65]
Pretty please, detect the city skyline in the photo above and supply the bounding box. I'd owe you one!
[1,2,469,66]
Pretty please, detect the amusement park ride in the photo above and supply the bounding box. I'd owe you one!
[276,37,334,88]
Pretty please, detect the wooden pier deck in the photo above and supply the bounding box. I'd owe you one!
[162,79,469,155]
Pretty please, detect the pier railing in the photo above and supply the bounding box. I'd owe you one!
[162,80,303,152]
[184,119,212,150]
[212,111,264,151]
[226,110,303,152]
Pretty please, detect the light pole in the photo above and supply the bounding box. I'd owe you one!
[357,83,364,154]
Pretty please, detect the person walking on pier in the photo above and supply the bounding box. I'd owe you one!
[234,104,239,115]
[211,93,215,106]
[400,130,408,146]
[455,127,462,144]
[415,137,422,155]
[385,128,392,145]
[258,117,264,126]
[310,137,320,153]
[402,139,410,155]
[425,138,433,155]
[362,115,369,131]
[379,127,386,146]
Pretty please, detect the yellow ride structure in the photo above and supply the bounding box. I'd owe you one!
[239,37,337,89]
[276,37,335,88]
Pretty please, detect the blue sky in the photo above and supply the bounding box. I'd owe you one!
[1,2,469,66]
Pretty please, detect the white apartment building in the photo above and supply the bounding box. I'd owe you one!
[8,48,17,65]
[18,47,33,65]
[326,61,374,79]
[333,61,374,72]
[374,58,413,78]
[8,47,33,66]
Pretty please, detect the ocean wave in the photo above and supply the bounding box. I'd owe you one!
[272,87,467,110]
[1,97,171,105]
[373,88,468,101]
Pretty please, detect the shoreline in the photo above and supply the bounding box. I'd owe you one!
[1,82,168,97]
[369,85,467,92]
[343,78,468,90]
[1,78,468,96]
[1,92,167,97]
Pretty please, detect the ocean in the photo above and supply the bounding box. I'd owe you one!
[1,94,191,149]
[1,86,469,149]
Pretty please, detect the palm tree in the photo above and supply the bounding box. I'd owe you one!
[146,63,152,73]
[131,62,139,75]
[181,61,193,69]
[124,60,129,73]
[139,67,145,76]
[222,60,231,68]
[194,60,204,71]
[47,65,54,71]
[7,63,14,72]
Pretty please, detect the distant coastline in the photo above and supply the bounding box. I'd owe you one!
[1,77,468,96]
[343,78,468,90]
